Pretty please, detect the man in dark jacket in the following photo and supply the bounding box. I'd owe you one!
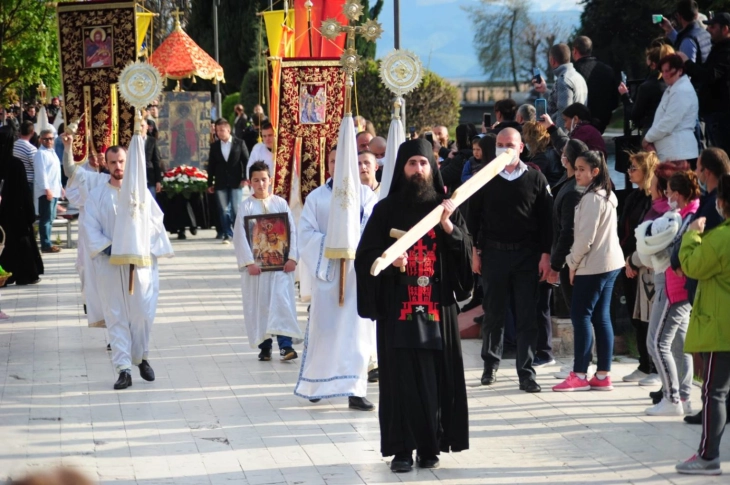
[572,36,618,134]
[660,0,712,63]
[681,13,730,154]
[207,118,249,242]
[141,118,162,200]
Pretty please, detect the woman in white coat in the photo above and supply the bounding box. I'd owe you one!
[642,54,699,166]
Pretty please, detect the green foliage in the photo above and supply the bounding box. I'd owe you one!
[222,92,240,125]
[355,0,385,59]
[0,0,61,103]
[186,0,266,97]
[240,67,266,117]
[355,60,460,135]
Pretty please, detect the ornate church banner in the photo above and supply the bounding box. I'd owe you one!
[274,59,345,205]
[56,1,138,161]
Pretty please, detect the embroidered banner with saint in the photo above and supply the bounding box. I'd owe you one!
[274,59,345,206]
[57,1,138,162]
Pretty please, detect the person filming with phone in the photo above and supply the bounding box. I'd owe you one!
[533,44,587,130]
[657,0,711,64]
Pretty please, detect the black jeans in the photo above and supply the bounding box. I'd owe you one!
[535,282,553,361]
[480,247,540,381]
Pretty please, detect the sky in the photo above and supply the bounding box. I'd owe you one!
[374,0,585,81]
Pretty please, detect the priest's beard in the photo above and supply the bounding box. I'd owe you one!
[402,172,441,205]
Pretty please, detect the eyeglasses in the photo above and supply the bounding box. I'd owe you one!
[627,166,640,173]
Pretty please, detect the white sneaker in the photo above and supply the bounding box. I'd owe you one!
[622,368,649,382]
[638,373,661,386]
[645,398,683,416]
[682,400,694,415]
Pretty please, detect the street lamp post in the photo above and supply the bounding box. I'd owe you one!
[213,0,222,120]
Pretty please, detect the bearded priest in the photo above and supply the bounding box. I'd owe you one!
[355,139,472,472]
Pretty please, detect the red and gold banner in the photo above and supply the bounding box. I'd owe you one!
[56,1,138,161]
[293,0,346,58]
[274,59,345,204]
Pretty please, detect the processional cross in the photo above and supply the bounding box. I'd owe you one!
[320,0,383,115]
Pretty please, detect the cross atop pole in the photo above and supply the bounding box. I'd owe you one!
[320,0,383,115]
[170,9,183,29]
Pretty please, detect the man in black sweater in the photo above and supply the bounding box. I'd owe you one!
[468,127,553,393]
[207,118,250,243]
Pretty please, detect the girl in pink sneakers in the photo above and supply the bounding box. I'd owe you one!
[553,151,624,392]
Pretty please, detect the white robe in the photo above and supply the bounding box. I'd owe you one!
[233,194,302,348]
[83,182,173,372]
[65,162,109,327]
[294,182,377,399]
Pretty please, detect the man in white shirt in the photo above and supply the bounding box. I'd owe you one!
[246,121,275,176]
[33,129,63,253]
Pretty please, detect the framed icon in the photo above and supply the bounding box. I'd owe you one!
[243,212,290,272]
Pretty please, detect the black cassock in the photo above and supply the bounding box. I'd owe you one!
[355,138,472,458]
[0,132,44,284]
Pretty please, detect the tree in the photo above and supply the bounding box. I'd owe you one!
[239,66,266,117]
[355,60,460,135]
[186,0,266,96]
[0,0,60,103]
[463,0,532,91]
[355,0,384,59]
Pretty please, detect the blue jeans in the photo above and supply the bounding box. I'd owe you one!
[259,335,293,350]
[38,196,58,249]
[214,187,243,237]
[571,269,620,374]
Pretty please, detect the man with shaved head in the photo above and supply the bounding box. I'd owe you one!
[369,136,386,163]
[467,127,553,393]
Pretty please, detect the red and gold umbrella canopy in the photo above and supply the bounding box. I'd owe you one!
[149,18,224,84]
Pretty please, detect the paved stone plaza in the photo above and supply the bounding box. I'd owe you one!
[0,230,727,484]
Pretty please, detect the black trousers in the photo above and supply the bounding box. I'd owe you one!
[481,247,540,381]
[535,282,553,361]
[623,272,655,374]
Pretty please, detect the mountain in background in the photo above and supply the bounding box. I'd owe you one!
[375,0,583,82]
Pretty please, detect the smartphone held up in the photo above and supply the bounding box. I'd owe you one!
[535,98,547,119]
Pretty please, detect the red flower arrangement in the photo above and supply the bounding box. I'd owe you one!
[162,165,208,199]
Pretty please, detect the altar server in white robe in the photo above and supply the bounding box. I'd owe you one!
[83,143,173,390]
[61,135,109,328]
[294,145,378,411]
[233,161,302,361]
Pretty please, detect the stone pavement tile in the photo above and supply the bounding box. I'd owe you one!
[2,232,728,484]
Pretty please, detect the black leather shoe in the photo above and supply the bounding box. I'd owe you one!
[106,343,111,351]
[309,399,321,403]
[416,455,440,469]
[138,360,155,381]
[114,370,132,390]
[481,368,497,385]
[461,297,482,312]
[684,410,702,425]
[190,227,197,236]
[390,452,413,473]
[519,379,541,393]
[368,368,379,382]
[348,396,375,411]
[258,348,272,361]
